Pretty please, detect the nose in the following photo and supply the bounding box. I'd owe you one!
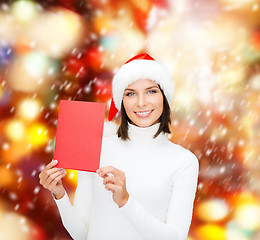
[137,93,147,107]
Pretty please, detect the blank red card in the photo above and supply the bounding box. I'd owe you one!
[54,100,106,172]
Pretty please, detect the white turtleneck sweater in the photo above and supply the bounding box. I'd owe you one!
[53,123,199,240]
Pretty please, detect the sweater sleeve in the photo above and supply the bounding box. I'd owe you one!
[118,152,199,240]
[52,170,93,240]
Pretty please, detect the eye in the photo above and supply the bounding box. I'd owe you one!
[148,89,157,94]
[126,92,135,97]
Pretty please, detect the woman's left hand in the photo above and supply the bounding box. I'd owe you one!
[96,166,129,208]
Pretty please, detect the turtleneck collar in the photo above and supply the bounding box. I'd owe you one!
[127,123,168,142]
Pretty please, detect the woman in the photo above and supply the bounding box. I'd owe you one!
[39,53,199,240]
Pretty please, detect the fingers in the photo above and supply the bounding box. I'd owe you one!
[41,170,66,190]
[45,167,61,177]
[39,166,62,183]
[46,169,66,185]
[45,159,58,170]
[103,175,122,186]
[105,183,122,193]
[97,166,125,179]
[49,173,65,188]
[39,159,66,190]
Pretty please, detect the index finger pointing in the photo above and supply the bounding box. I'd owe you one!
[45,159,58,170]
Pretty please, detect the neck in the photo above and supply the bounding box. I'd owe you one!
[127,123,168,142]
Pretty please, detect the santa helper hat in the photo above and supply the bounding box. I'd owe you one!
[104,53,174,136]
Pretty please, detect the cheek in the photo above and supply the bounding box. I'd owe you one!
[123,99,134,114]
[154,95,164,112]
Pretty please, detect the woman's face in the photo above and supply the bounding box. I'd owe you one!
[123,79,164,127]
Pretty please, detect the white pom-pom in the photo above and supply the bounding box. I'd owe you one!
[103,121,118,137]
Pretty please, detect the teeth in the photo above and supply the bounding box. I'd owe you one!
[136,110,152,116]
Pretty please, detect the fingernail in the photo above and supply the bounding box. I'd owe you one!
[96,169,100,174]
[53,159,58,164]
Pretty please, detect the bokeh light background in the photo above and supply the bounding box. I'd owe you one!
[0,0,260,239]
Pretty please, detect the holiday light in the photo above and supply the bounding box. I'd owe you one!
[0,212,31,240]
[18,98,41,120]
[234,203,260,231]
[66,169,78,186]
[173,87,198,113]
[26,123,49,147]
[217,68,245,93]
[7,51,52,93]
[11,0,40,23]
[195,224,226,240]
[0,166,14,188]
[196,198,230,222]
[4,119,26,142]
[1,141,32,164]
[26,8,85,58]
[97,8,145,69]
[249,73,260,91]
[0,13,17,43]
[227,220,251,240]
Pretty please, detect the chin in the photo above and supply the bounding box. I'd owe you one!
[132,120,158,128]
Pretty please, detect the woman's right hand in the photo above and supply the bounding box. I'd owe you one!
[39,159,66,199]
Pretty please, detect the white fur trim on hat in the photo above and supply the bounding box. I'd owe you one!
[112,59,174,110]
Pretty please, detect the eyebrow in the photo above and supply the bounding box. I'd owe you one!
[124,86,159,91]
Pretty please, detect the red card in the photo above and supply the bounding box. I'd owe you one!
[54,100,106,172]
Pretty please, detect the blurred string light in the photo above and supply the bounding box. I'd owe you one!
[1,141,31,164]
[0,209,46,240]
[0,13,17,44]
[4,119,26,142]
[249,73,260,91]
[195,224,226,240]
[26,8,85,58]
[227,220,251,240]
[239,115,255,139]
[26,123,49,148]
[7,51,57,93]
[173,87,198,113]
[231,193,260,231]
[17,99,41,121]
[95,8,146,69]
[0,212,31,240]
[66,169,78,186]
[0,166,14,188]
[234,203,260,231]
[11,0,40,23]
[217,67,245,94]
[196,198,230,222]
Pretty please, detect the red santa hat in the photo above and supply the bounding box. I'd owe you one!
[108,53,174,121]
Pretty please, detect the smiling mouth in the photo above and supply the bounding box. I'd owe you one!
[134,110,153,118]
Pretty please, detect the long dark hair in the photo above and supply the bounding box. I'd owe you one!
[117,87,171,140]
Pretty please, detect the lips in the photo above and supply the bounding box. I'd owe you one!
[135,110,153,118]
